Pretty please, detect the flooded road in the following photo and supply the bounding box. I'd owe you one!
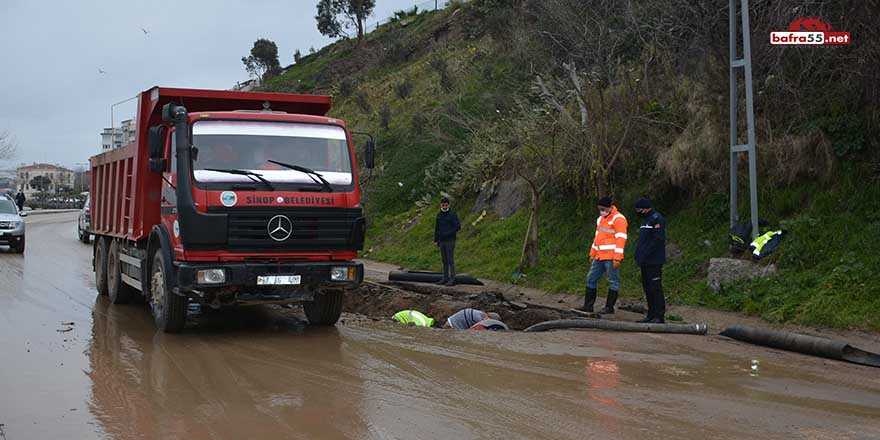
[2,212,879,439]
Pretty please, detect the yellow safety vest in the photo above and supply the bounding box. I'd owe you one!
[393,310,435,327]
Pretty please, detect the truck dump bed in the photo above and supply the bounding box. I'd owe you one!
[90,87,333,241]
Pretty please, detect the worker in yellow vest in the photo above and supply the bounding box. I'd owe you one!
[392,310,435,327]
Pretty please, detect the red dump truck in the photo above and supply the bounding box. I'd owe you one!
[90,87,374,332]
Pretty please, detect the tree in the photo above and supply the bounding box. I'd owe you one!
[315,0,376,42]
[293,49,302,63]
[0,130,16,161]
[30,175,51,192]
[241,38,281,81]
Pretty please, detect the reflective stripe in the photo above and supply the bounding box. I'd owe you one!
[611,214,625,222]
[598,227,616,234]
[598,245,616,250]
[640,225,654,229]
[591,245,599,250]
[410,311,426,326]
[614,248,624,253]
[614,233,627,239]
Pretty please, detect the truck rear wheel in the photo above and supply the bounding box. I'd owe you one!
[107,240,136,304]
[95,237,109,296]
[304,290,344,325]
[149,251,187,333]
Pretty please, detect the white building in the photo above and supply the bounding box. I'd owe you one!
[101,117,137,150]
[16,163,76,197]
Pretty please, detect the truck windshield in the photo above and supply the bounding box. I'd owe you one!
[191,120,353,187]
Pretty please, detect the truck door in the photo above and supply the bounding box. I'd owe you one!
[161,130,181,251]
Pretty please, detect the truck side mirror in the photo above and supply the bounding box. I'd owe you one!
[148,126,168,173]
[365,140,376,169]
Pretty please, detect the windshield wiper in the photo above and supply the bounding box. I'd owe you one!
[268,160,333,192]
[205,168,275,191]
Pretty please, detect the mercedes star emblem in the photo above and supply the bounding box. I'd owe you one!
[267,215,293,242]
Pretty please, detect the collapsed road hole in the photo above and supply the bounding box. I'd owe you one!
[343,281,578,331]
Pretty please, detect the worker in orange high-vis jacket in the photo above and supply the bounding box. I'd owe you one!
[575,196,628,314]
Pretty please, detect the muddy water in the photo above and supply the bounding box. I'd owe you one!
[1,213,879,440]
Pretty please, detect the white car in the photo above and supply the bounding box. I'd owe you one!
[78,192,91,243]
[0,197,27,253]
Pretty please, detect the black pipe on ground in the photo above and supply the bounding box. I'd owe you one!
[523,318,708,335]
[388,271,484,286]
[720,325,880,368]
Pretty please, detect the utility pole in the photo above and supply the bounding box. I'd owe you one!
[729,0,759,239]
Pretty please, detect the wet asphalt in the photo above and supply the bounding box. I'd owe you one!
[1,212,879,440]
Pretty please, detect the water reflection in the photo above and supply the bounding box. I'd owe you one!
[87,296,368,439]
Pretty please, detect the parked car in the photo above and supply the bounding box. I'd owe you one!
[78,192,91,243]
[0,196,27,253]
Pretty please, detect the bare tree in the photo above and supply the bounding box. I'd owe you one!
[0,131,16,160]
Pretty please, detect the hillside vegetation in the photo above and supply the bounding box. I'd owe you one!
[261,0,880,330]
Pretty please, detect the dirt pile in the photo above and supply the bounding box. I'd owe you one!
[344,281,576,330]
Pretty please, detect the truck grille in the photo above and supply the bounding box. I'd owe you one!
[0,221,15,229]
[207,206,365,252]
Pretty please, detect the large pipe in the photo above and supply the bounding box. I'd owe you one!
[720,325,880,368]
[388,271,484,286]
[523,318,708,335]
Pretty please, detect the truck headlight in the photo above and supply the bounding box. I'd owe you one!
[196,269,226,284]
[330,266,355,281]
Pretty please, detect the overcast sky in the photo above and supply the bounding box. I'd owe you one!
[0,0,422,171]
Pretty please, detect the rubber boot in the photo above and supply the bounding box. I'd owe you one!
[435,276,448,285]
[575,287,597,313]
[636,316,652,323]
[599,289,618,314]
[445,270,456,286]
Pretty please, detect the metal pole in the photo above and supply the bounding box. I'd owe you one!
[729,0,738,229]
[741,0,759,239]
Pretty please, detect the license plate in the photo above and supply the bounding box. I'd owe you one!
[257,275,301,285]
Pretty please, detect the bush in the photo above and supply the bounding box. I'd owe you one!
[379,103,392,130]
[395,78,414,99]
[339,78,355,98]
[412,111,428,135]
[354,89,372,112]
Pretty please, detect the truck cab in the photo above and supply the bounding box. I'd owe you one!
[90,87,374,332]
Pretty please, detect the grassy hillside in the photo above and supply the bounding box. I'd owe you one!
[261,1,880,330]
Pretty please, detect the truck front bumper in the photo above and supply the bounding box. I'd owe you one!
[174,260,363,299]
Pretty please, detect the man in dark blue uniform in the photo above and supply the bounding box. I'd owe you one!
[434,197,461,286]
[634,198,666,323]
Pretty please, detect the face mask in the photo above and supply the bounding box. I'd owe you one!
[599,209,610,217]
[441,207,449,212]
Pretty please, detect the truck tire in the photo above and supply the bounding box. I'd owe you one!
[149,251,186,333]
[107,240,135,304]
[95,237,109,296]
[304,290,344,325]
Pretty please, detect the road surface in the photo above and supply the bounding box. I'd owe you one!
[1,212,878,439]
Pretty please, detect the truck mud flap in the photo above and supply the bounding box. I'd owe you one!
[720,325,880,368]
[523,318,708,335]
[388,270,484,286]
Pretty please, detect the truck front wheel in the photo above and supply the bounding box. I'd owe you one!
[149,251,187,333]
[304,289,344,325]
[95,237,109,296]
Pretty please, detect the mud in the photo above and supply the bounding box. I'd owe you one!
[344,281,573,330]
[2,212,880,440]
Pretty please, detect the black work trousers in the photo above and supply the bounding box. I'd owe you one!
[439,240,456,279]
[640,264,666,319]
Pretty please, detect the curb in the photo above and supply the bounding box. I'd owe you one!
[25,209,80,216]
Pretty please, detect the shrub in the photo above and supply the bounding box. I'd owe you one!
[354,89,372,112]
[379,103,392,130]
[395,78,414,99]
[339,78,355,98]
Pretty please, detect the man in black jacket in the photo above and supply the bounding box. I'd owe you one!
[634,198,667,323]
[14,191,26,211]
[434,197,461,286]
